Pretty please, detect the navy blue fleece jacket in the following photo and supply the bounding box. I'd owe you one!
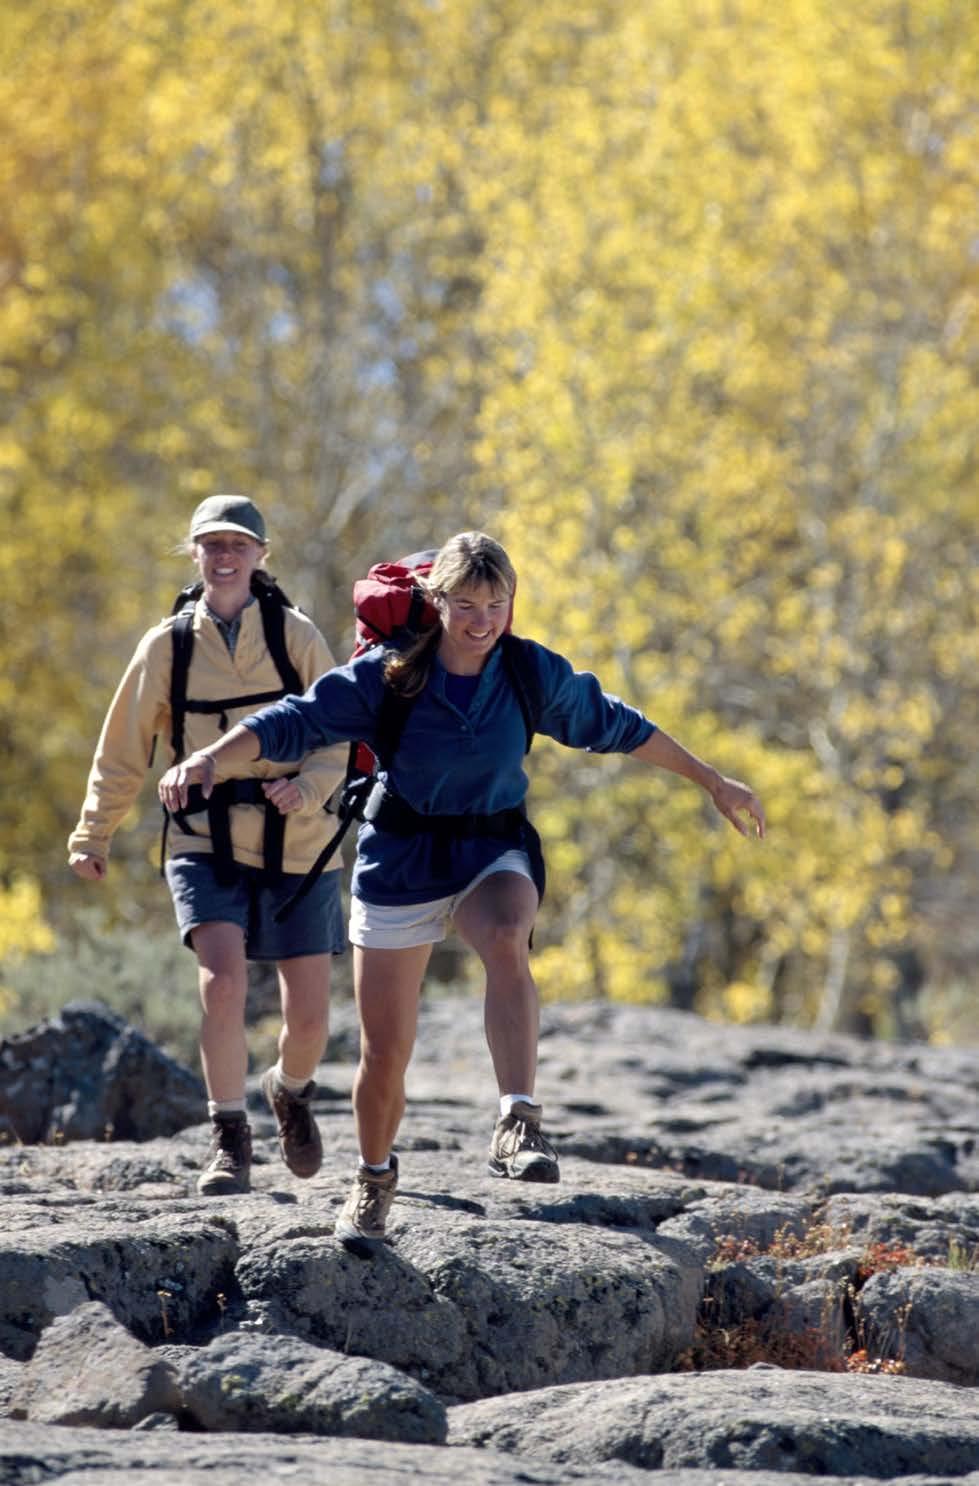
[243,638,655,905]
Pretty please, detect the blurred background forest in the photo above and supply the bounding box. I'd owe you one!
[1,0,977,1060]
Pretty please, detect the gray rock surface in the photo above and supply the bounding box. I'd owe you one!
[449,1369,979,1474]
[0,996,976,1483]
[0,1203,238,1359]
[856,1268,979,1385]
[0,1421,678,1483]
[9,1302,179,1427]
[0,1001,205,1143]
[235,1209,701,1400]
[164,1331,446,1440]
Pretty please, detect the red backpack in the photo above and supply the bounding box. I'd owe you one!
[351,549,440,659]
[348,550,440,777]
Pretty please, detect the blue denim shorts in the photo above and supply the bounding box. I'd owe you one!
[165,854,346,962]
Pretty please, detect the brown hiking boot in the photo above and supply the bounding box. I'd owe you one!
[260,1067,323,1179]
[488,1100,560,1183]
[197,1114,252,1195]
[335,1154,399,1251]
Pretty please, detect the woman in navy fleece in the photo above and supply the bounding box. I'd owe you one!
[159,531,765,1247]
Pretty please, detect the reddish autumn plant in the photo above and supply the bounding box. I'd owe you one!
[686,1221,934,1376]
[676,1317,846,1374]
[845,1348,908,1375]
[856,1240,931,1283]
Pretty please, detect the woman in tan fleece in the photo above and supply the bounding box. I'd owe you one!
[68,495,348,1197]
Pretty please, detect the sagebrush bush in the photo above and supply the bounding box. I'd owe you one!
[0,910,361,1075]
[0,911,202,1067]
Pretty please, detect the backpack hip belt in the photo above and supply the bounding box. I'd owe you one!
[362,783,546,901]
[364,781,525,840]
[170,775,298,887]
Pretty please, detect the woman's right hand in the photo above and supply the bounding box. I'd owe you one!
[69,852,107,881]
[158,751,216,812]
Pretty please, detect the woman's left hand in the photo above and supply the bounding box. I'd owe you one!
[262,777,303,815]
[709,775,766,838]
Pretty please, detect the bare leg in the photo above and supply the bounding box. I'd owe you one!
[352,943,431,1165]
[192,921,249,1102]
[275,953,331,1081]
[453,872,539,1096]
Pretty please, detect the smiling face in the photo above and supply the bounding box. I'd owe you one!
[437,579,512,674]
[193,531,267,617]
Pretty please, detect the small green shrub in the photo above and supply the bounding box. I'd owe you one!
[0,910,201,1067]
[0,909,359,1075]
[947,1240,979,1272]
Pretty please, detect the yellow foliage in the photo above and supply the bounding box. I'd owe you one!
[2,0,976,1036]
[0,878,55,961]
[723,981,773,1025]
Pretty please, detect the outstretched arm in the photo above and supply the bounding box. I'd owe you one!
[630,730,766,839]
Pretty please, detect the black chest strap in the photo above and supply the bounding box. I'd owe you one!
[170,776,298,886]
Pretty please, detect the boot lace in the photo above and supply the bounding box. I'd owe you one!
[497,1115,556,1161]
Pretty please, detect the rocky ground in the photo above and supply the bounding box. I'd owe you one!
[0,996,976,1485]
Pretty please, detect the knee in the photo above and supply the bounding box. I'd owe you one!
[198,965,245,1015]
[283,999,328,1042]
[359,1036,412,1083]
[478,912,532,966]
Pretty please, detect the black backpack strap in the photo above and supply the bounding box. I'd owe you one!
[171,580,204,615]
[160,602,196,877]
[169,606,196,760]
[372,685,418,769]
[272,810,349,924]
[499,634,541,754]
[183,690,292,731]
[252,576,303,697]
[161,576,303,880]
[272,685,418,925]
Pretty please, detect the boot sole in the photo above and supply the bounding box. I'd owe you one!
[487,1157,560,1184]
[197,1177,251,1196]
[281,1154,323,1179]
[335,1219,390,1255]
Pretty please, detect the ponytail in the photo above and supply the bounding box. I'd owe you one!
[383,623,442,697]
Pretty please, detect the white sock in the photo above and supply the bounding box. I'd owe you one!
[500,1093,536,1118]
[274,1060,313,1093]
[208,1098,246,1119]
[361,1155,391,1173]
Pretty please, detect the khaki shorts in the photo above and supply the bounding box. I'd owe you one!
[349,850,535,950]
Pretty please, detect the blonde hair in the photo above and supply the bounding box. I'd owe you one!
[384,531,516,696]
[425,531,516,603]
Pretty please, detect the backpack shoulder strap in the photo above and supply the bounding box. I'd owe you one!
[169,605,196,760]
[499,633,542,754]
[171,580,203,615]
[271,680,417,929]
[168,576,304,760]
[252,575,304,698]
[373,684,418,769]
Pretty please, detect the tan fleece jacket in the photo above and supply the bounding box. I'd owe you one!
[68,600,348,874]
